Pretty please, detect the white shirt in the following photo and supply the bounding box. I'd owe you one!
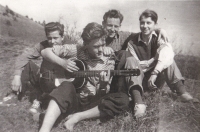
[127,30,174,73]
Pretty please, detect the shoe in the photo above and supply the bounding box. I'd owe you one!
[134,103,146,118]
[179,92,193,102]
[29,99,41,114]
[0,93,17,106]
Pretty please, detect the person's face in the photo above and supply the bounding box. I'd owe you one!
[46,30,64,47]
[140,16,156,36]
[103,17,121,38]
[86,37,106,59]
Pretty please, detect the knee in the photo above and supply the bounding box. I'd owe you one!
[59,81,75,92]
[126,57,139,65]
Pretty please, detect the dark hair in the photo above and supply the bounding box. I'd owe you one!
[139,9,158,23]
[81,22,106,45]
[103,9,123,23]
[45,22,64,37]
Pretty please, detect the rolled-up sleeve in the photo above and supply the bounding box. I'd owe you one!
[52,44,78,58]
[14,43,42,76]
[155,40,174,72]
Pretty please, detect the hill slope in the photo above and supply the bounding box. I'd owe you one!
[0,4,46,43]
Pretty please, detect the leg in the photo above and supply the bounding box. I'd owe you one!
[110,50,132,93]
[39,81,79,131]
[64,106,100,131]
[164,61,193,101]
[39,100,61,132]
[65,92,129,131]
[2,61,41,106]
[20,61,41,101]
[124,56,146,117]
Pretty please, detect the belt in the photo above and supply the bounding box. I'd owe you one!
[40,70,54,80]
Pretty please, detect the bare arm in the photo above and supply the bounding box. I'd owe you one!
[41,46,79,72]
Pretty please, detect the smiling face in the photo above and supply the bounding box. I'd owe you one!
[103,17,121,38]
[140,16,156,36]
[46,30,64,47]
[86,37,106,59]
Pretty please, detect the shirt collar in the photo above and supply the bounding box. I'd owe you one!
[82,49,105,62]
[138,31,157,44]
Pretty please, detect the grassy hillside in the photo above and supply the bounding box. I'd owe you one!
[0,4,46,43]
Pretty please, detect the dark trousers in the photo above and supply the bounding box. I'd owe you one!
[19,61,42,102]
[20,61,55,109]
[49,81,129,117]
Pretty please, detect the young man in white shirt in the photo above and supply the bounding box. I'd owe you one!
[123,9,193,118]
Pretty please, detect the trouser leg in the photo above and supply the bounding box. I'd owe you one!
[98,92,129,118]
[110,50,131,93]
[110,50,143,94]
[20,61,41,101]
[163,60,186,95]
[111,51,144,104]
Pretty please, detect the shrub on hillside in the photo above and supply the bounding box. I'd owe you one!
[5,5,15,16]
[9,10,15,16]
[5,5,10,14]
[13,16,17,21]
[42,20,46,26]
[25,15,29,18]
[5,20,12,26]
[64,23,82,44]
[3,12,8,16]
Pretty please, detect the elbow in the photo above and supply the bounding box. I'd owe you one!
[41,49,47,58]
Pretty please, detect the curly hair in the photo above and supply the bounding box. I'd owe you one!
[81,22,106,45]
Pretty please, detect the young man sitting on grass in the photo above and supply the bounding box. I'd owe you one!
[122,9,194,118]
[2,22,79,113]
[38,22,129,132]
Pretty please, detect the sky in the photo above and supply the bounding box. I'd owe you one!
[1,0,200,55]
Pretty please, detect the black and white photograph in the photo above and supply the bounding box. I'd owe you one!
[0,0,200,132]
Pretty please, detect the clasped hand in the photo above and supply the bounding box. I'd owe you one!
[99,70,110,89]
[61,58,79,72]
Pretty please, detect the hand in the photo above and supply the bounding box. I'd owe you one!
[140,61,149,69]
[103,47,114,56]
[100,70,110,83]
[148,75,158,89]
[11,75,22,93]
[61,58,79,72]
[148,58,155,66]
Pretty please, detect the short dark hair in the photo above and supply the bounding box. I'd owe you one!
[139,9,158,23]
[81,22,106,45]
[45,22,64,37]
[103,9,123,23]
